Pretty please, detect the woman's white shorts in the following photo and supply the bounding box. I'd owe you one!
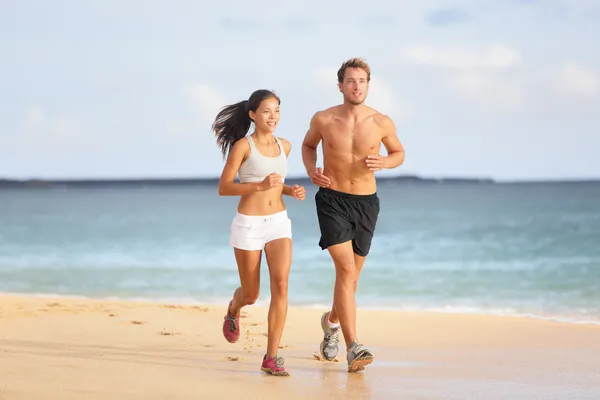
[229,210,292,251]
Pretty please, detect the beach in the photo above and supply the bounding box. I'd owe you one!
[1,294,599,400]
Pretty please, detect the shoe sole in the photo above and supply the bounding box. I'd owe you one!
[224,335,239,344]
[261,367,290,377]
[348,353,374,372]
[319,312,338,361]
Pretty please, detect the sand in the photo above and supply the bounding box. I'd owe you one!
[1,294,599,400]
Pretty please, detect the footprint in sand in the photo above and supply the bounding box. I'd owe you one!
[243,330,255,353]
[313,354,339,362]
[159,330,180,336]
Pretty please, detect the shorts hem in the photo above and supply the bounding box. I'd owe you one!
[267,235,292,243]
[318,235,354,251]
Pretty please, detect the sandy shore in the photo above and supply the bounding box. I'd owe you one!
[1,294,599,400]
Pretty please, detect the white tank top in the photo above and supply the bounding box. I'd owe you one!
[238,136,288,183]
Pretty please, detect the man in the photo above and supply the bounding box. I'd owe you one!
[301,57,405,372]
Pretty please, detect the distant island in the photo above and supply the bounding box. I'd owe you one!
[0,175,496,188]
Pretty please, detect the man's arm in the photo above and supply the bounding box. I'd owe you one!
[366,115,405,171]
[380,116,405,169]
[302,112,331,187]
[301,113,323,176]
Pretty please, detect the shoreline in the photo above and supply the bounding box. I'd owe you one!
[2,290,600,327]
[2,294,600,399]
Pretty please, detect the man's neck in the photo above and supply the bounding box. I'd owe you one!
[340,102,367,121]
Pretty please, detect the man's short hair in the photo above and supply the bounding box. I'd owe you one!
[337,58,371,83]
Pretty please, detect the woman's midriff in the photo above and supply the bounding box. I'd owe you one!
[236,187,286,216]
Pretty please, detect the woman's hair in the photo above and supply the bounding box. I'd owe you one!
[212,89,281,158]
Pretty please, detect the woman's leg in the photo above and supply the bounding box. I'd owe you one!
[263,237,292,358]
[222,248,262,343]
[230,248,262,314]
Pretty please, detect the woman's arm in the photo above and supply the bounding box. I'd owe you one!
[278,137,305,198]
[218,140,262,196]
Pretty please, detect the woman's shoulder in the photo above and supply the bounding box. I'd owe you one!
[276,136,292,152]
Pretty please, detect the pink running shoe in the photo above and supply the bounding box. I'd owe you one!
[261,355,290,377]
[222,300,240,343]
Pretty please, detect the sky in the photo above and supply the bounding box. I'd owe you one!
[1,0,599,181]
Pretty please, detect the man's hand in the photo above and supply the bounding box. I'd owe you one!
[292,184,306,200]
[366,154,386,172]
[309,167,331,188]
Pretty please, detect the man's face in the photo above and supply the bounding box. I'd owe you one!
[338,67,369,105]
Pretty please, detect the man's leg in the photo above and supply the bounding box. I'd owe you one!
[326,241,374,372]
[328,252,366,326]
[330,195,379,327]
[326,240,358,348]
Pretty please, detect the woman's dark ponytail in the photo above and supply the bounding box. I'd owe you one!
[212,100,252,158]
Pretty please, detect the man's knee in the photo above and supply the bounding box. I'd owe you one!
[335,261,356,281]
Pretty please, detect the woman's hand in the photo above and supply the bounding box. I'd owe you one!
[292,184,306,200]
[258,173,283,191]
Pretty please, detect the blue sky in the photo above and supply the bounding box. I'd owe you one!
[1,0,599,181]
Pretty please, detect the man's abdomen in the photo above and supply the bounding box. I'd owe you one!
[323,153,377,195]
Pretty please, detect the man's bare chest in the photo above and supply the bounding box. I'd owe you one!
[323,122,382,153]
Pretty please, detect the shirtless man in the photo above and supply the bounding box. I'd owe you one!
[301,58,405,372]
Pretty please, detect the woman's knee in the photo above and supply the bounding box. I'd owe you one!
[241,289,259,305]
[270,278,288,298]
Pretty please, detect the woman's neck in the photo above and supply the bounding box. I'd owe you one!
[251,130,275,144]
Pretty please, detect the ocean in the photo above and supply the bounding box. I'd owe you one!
[1,179,599,324]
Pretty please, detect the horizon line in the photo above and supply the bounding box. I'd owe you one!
[1,174,600,185]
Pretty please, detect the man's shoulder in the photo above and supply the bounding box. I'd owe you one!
[312,106,341,122]
[370,109,395,130]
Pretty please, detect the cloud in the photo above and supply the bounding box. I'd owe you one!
[359,14,396,29]
[283,17,317,32]
[219,18,261,31]
[426,7,470,26]
[18,108,84,145]
[447,72,525,111]
[553,62,600,97]
[186,84,228,124]
[403,43,522,70]
[399,43,526,112]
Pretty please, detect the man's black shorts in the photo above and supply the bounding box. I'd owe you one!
[315,187,380,257]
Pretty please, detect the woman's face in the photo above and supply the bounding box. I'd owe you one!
[250,97,280,133]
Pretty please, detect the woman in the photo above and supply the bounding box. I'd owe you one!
[213,89,305,377]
